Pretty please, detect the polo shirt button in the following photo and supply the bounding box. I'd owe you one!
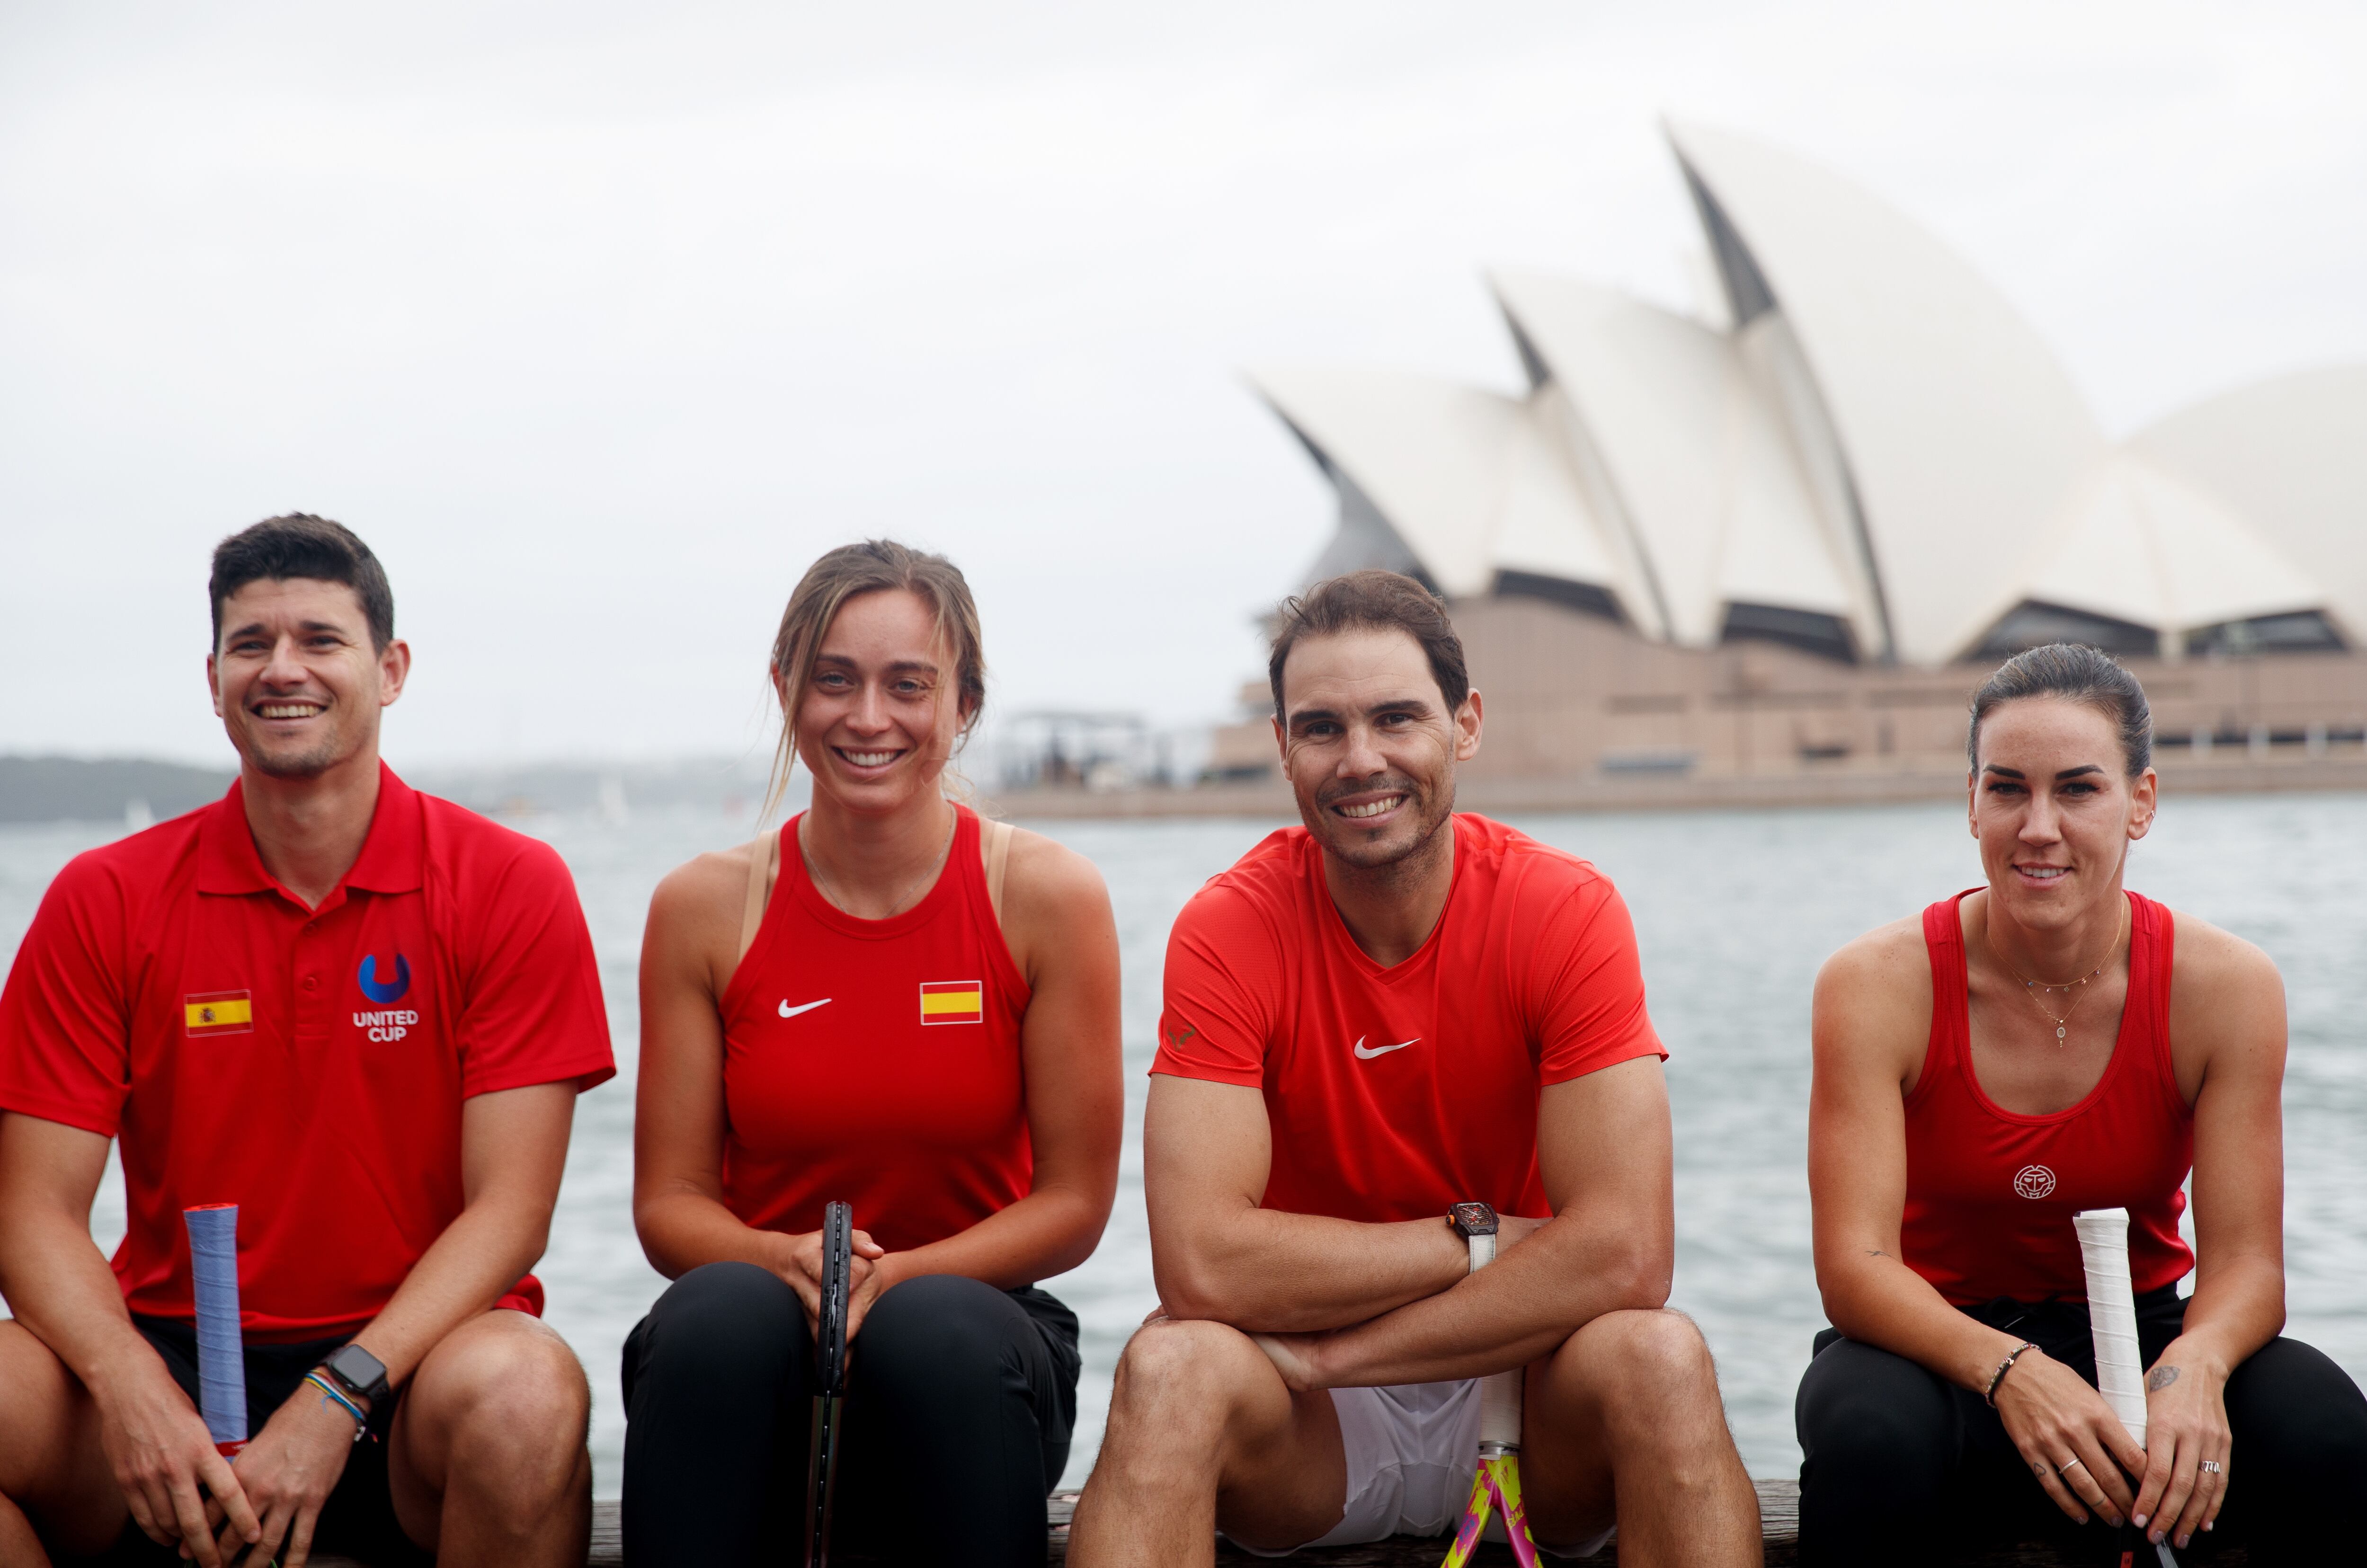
[303,975,319,992]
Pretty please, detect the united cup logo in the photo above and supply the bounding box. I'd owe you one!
[2012,1164,2057,1200]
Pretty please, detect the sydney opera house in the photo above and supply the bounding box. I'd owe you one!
[1213,124,2367,802]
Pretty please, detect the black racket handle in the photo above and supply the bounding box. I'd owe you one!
[816,1201,853,1397]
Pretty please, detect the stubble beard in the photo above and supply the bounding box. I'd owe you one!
[1305,771,1456,879]
[241,723,354,780]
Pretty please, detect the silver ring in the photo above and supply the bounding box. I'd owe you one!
[2201,1460,2222,1474]
[2060,1457,2086,1472]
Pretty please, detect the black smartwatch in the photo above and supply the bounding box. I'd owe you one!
[320,1342,391,1406]
[1448,1201,1498,1239]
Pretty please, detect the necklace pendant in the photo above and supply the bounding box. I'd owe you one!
[2056,1026,2067,1041]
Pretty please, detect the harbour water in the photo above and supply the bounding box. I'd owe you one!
[3,793,2363,1496]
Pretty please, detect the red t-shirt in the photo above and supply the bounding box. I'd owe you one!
[0,765,615,1340]
[1153,813,1664,1222]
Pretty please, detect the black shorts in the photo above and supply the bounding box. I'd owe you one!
[82,1316,430,1568]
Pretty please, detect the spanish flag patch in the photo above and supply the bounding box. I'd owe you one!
[918,980,984,1026]
[184,991,253,1038]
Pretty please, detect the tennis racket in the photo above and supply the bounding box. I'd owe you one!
[182,1204,247,1456]
[802,1201,854,1568]
[1442,1216,1540,1568]
[2074,1208,2177,1568]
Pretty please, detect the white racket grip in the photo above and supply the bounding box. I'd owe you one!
[2074,1208,2147,1450]
[1478,1368,1522,1450]
[1464,1228,1521,1450]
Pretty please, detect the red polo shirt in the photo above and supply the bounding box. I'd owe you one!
[0,765,614,1340]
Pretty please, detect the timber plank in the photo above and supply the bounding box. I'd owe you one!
[304,1484,2245,1565]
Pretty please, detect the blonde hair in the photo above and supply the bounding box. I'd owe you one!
[765,540,987,816]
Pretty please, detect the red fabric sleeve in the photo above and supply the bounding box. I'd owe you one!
[1150,883,1281,1089]
[1529,874,1666,1086]
[0,854,133,1137]
[451,841,615,1098]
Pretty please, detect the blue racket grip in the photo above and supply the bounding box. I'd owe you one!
[182,1205,247,1449]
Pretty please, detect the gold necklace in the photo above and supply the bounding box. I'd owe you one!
[1988,902,2127,1046]
[800,812,956,918]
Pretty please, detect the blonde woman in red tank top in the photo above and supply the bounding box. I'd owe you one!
[1796,643,2367,1567]
[622,541,1122,1568]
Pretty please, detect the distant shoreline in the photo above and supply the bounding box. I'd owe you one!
[989,753,2367,819]
[14,752,2365,831]
[0,754,781,827]
[0,756,236,826]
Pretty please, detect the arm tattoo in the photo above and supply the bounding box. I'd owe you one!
[1864,1248,1890,1259]
[2147,1364,2180,1391]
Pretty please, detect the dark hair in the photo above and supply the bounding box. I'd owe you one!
[766,539,988,814]
[209,514,394,652]
[1967,642,2152,777]
[1268,569,1470,718]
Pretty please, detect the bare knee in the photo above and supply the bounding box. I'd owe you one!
[416,1315,590,1488]
[0,1321,78,1481]
[0,1322,130,1555]
[1107,1319,1271,1444]
[1567,1310,1722,1427]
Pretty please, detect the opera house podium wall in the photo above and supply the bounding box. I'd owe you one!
[1117,595,2367,822]
[1448,595,2367,801]
[1029,582,2367,829]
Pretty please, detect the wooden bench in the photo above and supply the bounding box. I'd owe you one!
[310,1483,2244,1564]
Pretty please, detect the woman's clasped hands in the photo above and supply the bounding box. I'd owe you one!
[1993,1343,2229,1551]
[773,1223,895,1338]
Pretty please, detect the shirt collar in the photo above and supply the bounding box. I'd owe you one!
[345,764,424,894]
[194,762,424,899]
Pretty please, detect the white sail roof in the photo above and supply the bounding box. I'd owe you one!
[2020,451,2328,638]
[1248,365,1644,619]
[2133,367,2367,641]
[1490,267,1857,648]
[1491,384,1645,620]
[1664,121,2108,664]
[1255,126,2356,669]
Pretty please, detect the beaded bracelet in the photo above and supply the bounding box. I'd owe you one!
[304,1370,372,1443]
[1984,1340,2040,1407]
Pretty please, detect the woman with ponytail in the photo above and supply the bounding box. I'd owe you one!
[1796,642,2367,1566]
[623,540,1122,1567]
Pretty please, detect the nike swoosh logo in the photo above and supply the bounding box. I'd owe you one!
[1353,1036,1418,1060]
[778,999,832,1019]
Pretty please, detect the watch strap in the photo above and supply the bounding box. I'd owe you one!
[1450,1200,1499,1273]
[1464,1229,1496,1274]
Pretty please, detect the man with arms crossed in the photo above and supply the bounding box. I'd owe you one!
[0,516,614,1568]
[1070,571,1759,1567]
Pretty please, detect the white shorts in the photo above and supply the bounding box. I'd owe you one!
[1230,1380,1616,1559]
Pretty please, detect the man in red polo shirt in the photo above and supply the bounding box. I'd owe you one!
[1068,572,1759,1567]
[0,515,614,1568]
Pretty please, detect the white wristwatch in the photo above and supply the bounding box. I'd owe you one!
[1449,1200,1499,1272]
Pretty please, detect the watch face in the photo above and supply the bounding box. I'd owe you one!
[1449,1201,1498,1237]
[327,1343,388,1398]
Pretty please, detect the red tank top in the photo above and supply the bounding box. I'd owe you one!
[1900,890,2194,1305]
[716,805,1033,1255]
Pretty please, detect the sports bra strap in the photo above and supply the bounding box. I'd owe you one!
[984,817,1013,922]
[739,827,781,966]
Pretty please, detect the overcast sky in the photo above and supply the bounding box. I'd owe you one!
[4,0,2363,768]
